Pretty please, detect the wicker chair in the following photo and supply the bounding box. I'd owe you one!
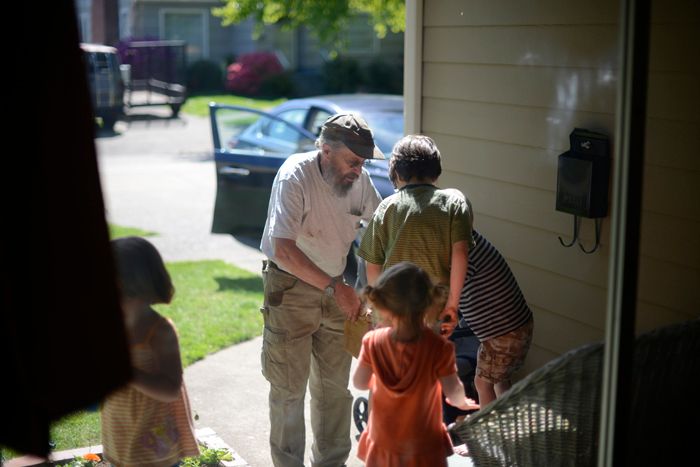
[452,319,700,467]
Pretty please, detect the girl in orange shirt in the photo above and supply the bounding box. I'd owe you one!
[101,237,199,467]
[352,262,479,467]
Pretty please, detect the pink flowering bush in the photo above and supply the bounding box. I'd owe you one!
[225,52,284,95]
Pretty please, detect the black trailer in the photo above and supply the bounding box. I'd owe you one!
[120,40,187,117]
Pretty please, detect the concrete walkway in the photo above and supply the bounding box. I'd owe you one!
[97,110,473,466]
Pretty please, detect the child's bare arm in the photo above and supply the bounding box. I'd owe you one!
[365,261,382,286]
[353,362,373,390]
[131,320,183,402]
[440,373,480,411]
[440,240,469,336]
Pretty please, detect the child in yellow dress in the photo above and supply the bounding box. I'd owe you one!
[101,237,199,466]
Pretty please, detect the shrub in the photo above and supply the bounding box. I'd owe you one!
[187,60,224,93]
[225,52,284,96]
[259,71,295,98]
[322,56,365,93]
[365,59,403,94]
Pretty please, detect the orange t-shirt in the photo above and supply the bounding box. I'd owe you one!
[357,327,456,467]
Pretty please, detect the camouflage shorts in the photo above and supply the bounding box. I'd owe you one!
[476,317,534,384]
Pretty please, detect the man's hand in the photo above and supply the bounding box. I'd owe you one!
[439,306,458,338]
[334,282,362,321]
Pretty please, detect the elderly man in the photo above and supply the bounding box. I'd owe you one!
[259,113,384,467]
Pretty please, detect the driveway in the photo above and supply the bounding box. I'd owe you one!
[96,111,265,273]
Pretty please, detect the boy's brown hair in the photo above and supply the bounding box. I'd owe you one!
[388,134,442,186]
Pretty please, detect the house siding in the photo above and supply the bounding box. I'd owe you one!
[295,17,404,71]
[132,1,241,63]
[126,3,403,77]
[418,0,699,376]
[637,0,700,331]
[129,1,262,64]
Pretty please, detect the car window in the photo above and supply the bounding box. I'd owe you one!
[212,106,315,157]
[357,111,404,154]
[261,109,307,142]
[308,109,333,135]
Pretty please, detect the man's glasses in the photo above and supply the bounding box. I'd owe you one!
[343,157,369,169]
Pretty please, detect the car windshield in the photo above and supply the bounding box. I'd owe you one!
[217,107,316,156]
[357,110,404,154]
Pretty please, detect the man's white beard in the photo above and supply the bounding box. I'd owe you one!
[323,164,353,197]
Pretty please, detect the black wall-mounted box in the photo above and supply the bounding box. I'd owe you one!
[556,128,611,218]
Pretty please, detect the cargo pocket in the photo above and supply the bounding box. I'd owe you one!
[265,269,298,307]
[260,321,289,389]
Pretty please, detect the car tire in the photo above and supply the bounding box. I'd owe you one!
[344,248,358,285]
[353,396,369,434]
[102,113,118,131]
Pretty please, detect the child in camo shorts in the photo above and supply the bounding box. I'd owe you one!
[457,229,534,408]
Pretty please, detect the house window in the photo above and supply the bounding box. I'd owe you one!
[118,0,131,39]
[342,14,379,55]
[75,0,91,42]
[79,12,92,42]
[159,9,208,61]
[269,27,297,69]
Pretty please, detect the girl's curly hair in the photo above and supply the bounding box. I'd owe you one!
[363,262,447,339]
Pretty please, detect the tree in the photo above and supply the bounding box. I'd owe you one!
[212,0,405,50]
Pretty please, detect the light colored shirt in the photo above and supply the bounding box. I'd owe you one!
[261,151,382,277]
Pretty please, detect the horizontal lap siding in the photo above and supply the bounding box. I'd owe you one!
[645,119,700,170]
[421,0,619,370]
[423,0,618,27]
[638,1,700,332]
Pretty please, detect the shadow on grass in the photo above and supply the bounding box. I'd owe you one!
[123,112,184,124]
[215,276,263,293]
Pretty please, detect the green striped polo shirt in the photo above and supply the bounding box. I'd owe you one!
[358,184,475,285]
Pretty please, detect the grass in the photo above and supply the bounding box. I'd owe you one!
[182,94,287,118]
[43,260,264,453]
[108,224,156,238]
[49,411,102,453]
[157,260,264,367]
[44,260,264,452]
[2,226,264,460]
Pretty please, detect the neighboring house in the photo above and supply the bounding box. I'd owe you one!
[403,0,698,377]
[75,0,404,74]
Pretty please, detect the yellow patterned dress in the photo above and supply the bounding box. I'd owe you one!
[101,317,199,467]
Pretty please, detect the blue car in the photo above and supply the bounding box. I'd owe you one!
[210,94,403,237]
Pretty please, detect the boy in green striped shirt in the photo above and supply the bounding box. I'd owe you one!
[358,134,475,336]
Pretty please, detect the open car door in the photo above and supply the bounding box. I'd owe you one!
[210,104,316,236]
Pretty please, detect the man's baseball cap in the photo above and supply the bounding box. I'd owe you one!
[321,113,385,160]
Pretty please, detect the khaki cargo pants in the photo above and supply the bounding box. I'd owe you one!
[261,261,352,467]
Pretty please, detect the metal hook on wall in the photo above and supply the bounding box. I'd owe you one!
[558,215,580,248]
[579,218,603,254]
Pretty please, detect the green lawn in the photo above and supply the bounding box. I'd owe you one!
[183,94,287,118]
[109,224,156,238]
[46,260,264,452]
[1,226,264,460]
[160,260,264,367]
